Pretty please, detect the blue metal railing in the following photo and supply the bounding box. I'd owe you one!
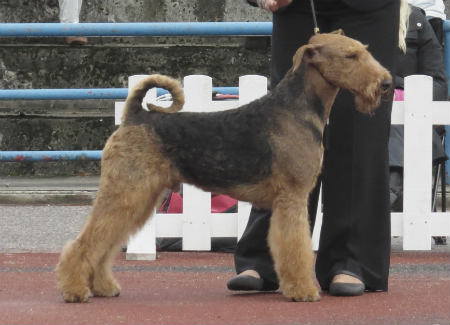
[0,22,273,37]
[0,22,267,101]
[0,87,238,100]
[0,150,102,162]
[0,88,128,100]
[0,22,265,162]
[443,21,450,183]
[0,21,449,165]
[445,20,449,94]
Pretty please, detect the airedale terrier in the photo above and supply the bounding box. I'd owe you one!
[56,31,391,303]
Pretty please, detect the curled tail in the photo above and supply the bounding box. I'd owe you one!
[122,74,184,122]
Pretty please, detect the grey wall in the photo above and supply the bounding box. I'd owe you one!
[0,1,272,176]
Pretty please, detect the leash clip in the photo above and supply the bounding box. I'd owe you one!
[310,0,320,34]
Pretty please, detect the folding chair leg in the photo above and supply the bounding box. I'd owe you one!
[440,161,446,212]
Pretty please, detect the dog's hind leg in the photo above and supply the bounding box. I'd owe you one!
[90,244,122,298]
[268,193,320,302]
[91,177,169,298]
[56,128,169,302]
[56,170,163,302]
[56,169,165,302]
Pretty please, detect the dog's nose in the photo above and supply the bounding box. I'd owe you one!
[381,80,391,91]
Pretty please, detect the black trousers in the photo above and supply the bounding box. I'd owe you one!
[235,0,400,291]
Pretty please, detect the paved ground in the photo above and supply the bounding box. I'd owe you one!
[1,203,449,325]
[1,205,89,252]
[0,251,449,325]
[0,176,99,205]
[1,176,449,253]
[0,177,449,324]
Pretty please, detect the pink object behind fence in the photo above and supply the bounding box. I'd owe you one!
[394,88,404,101]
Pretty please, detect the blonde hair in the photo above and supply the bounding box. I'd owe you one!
[398,0,410,53]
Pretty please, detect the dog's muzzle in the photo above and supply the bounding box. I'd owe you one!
[381,79,392,93]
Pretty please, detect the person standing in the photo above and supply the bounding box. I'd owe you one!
[59,0,88,45]
[227,0,400,296]
[389,3,447,213]
[407,0,446,45]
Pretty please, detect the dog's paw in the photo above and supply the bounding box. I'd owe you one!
[283,286,320,302]
[92,278,121,298]
[61,287,92,303]
[288,291,321,302]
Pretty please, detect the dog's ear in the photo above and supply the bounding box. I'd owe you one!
[292,44,324,72]
[331,29,344,35]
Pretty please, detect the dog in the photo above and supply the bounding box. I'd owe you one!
[56,30,392,303]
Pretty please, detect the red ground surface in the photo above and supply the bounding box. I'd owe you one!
[0,251,449,325]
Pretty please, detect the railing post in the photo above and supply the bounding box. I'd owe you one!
[403,75,433,250]
[311,187,323,251]
[237,75,267,238]
[238,75,267,105]
[181,75,213,250]
[125,75,158,260]
[444,20,450,185]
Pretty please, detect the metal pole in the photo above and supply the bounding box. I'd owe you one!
[0,87,238,100]
[444,20,450,185]
[0,22,272,37]
[0,151,102,162]
[0,88,128,100]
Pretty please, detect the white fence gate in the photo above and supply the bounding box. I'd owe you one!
[391,75,450,249]
[115,74,450,260]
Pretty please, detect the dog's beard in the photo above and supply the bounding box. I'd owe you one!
[354,95,380,115]
[353,82,386,115]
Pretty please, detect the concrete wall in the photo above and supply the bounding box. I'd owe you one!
[0,0,271,23]
[0,1,271,176]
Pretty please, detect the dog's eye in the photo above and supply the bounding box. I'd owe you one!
[345,53,358,59]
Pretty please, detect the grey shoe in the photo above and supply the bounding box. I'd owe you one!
[329,282,365,296]
[227,275,265,291]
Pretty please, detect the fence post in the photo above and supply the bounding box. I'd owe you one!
[237,75,267,238]
[238,75,267,105]
[403,75,433,250]
[181,75,214,250]
[444,20,450,184]
[125,75,158,260]
[311,187,323,251]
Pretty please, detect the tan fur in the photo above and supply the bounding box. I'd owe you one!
[56,125,177,302]
[56,32,391,303]
[123,74,184,119]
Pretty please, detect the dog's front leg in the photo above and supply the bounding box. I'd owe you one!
[268,195,320,302]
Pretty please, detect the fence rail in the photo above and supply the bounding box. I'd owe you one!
[0,22,272,37]
[0,87,238,101]
[0,150,102,162]
[0,88,128,101]
[444,20,449,88]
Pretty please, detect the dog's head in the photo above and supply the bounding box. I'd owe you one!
[292,30,392,114]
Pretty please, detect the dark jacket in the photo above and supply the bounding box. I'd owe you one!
[394,6,447,100]
[247,0,394,11]
[389,5,448,167]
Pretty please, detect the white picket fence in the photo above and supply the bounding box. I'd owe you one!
[390,75,450,249]
[115,74,450,260]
